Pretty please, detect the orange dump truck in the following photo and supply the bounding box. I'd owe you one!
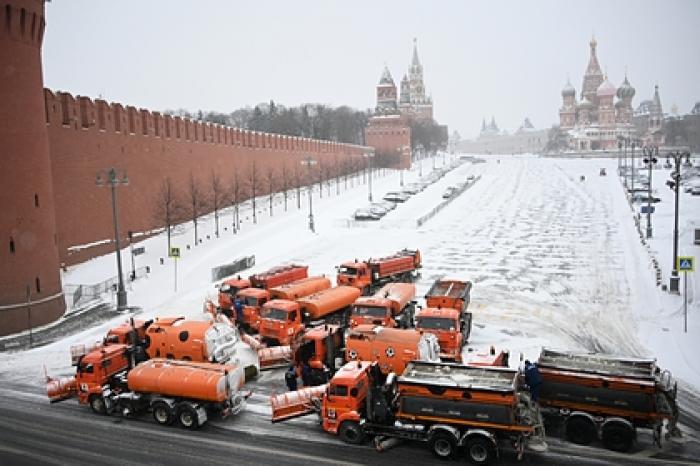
[536,348,681,452]
[415,279,473,362]
[249,264,308,289]
[258,286,360,346]
[337,249,421,294]
[350,282,416,328]
[269,276,331,300]
[47,344,248,429]
[345,325,439,375]
[270,360,546,462]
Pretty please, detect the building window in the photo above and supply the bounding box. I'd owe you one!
[9,237,15,254]
[35,277,41,293]
[5,5,11,32]
[34,194,39,207]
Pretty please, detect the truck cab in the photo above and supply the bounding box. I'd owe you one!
[75,343,131,407]
[235,287,270,331]
[217,276,251,314]
[293,324,345,386]
[349,297,393,327]
[321,361,374,437]
[415,307,464,362]
[336,261,371,291]
[258,299,304,346]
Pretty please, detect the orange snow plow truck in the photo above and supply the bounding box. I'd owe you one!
[535,348,681,452]
[349,282,416,328]
[217,264,308,315]
[289,324,440,386]
[415,278,472,362]
[270,360,546,463]
[337,249,421,294]
[47,344,248,429]
[258,286,361,346]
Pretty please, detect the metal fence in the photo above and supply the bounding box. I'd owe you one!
[416,175,481,227]
[211,255,256,282]
[64,266,150,309]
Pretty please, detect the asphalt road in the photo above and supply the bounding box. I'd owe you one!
[1,377,698,466]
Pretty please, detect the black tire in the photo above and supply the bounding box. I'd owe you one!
[601,421,634,452]
[177,405,200,429]
[429,431,458,460]
[338,420,365,445]
[463,435,496,465]
[89,394,107,415]
[152,401,174,426]
[565,416,597,445]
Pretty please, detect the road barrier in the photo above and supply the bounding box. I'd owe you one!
[211,255,256,282]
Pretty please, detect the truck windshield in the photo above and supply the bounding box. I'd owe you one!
[339,266,358,276]
[416,317,455,330]
[261,308,288,321]
[221,284,239,295]
[244,296,258,306]
[352,306,386,317]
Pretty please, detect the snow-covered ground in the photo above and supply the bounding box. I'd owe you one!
[1,154,698,396]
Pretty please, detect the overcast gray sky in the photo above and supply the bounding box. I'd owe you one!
[43,0,699,139]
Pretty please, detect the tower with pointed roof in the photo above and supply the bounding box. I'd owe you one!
[581,36,604,109]
[376,65,398,114]
[398,38,433,120]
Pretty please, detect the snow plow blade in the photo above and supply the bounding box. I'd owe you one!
[46,375,77,403]
[240,332,263,350]
[258,346,292,370]
[269,384,327,423]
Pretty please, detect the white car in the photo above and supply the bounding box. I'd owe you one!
[374,200,396,211]
[368,204,389,216]
[442,187,456,199]
[383,192,410,203]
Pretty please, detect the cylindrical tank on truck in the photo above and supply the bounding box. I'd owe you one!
[269,276,331,301]
[249,264,308,289]
[297,286,361,323]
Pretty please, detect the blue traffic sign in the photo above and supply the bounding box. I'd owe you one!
[641,206,655,214]
[678,256,695,272]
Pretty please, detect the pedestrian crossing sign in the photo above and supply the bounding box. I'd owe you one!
[169,247,180,259]
[678,256,694,272]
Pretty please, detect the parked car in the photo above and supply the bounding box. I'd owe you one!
[368,204,389,216]
[354,208,381,221]
[631,193,661,203]
[692,186,700,196]
[374,200,396,211]
[383,191,410,203]
[466,175,476,181]
[401,185,421,195]
[442,187,456,199]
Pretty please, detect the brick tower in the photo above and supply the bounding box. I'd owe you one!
[0,0,65,335]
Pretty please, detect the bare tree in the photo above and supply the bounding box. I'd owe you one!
[265,166,277,216]
[229,170,245,233]
[153,177,183,256]
[334,155,341,195]
[188,172,205,245]
[294,163,302,210]
[280,163,291,211]
[246,161,260,224]
[210,170,224,237]
[317,163,323,199]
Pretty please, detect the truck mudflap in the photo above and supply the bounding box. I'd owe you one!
[269,385,327,423]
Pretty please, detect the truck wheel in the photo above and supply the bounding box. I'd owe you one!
[601,421,634,452]
[429,432,458,459]
[89,395,107,415]
[565,416,597,445]
[339,421,365,445]
[464,436,496,465]
[177,405,200,429]
[152,402,174,426]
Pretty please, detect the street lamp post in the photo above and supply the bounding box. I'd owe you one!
[665,151,691,292]
[630,139,637,194]
[617,137,623,173]
[642,146,658,238]
[364,151,375,202]
[301,156,317,233]
[96,168,129,312]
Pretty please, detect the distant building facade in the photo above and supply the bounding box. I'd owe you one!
[457,117,547,155]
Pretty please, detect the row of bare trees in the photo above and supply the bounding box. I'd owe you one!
[153,157,372,253]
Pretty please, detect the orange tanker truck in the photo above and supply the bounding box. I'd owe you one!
[535,348,681,452]
[269,276,331,300]
[47,343,248,429]
[270,360,546,463]
[415,278,473,362]
[337,249,421,294]
[349,282,416,328]
[217,264,307,316]
[258,286,361,346]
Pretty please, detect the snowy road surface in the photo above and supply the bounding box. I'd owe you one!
[0,154,698,464]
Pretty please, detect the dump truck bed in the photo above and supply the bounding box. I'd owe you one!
[537,348,657,379]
